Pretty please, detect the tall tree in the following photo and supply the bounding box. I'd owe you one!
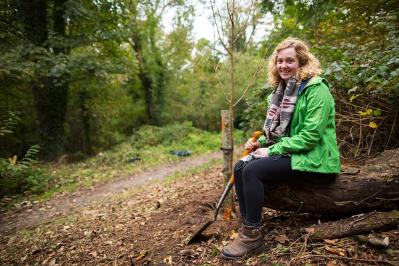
[128,1,174,125]
[17,0,69,160]
[210,0,267,218]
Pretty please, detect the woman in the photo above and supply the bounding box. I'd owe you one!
[221,37,341,260]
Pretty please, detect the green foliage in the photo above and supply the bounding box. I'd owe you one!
[255,0,399,159]
[35,122,223,200]
[0,144,49,196]
[64,44,139,154]
[317,0,399,158]
[0,111,19,136]
[163,40,268,132]
[131,121,221,152]
[240,84,272,131]
[2,0,396,166]
[0,112,49,196]
[320,1,399,97]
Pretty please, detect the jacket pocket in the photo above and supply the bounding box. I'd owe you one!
[303,148,323,168]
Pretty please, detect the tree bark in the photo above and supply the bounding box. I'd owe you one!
[304,210,399,240]
[263,149,399,216]
[221,110,235,219]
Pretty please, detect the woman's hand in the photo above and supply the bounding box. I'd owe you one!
[253,148,269,158]
[244,138,260,151]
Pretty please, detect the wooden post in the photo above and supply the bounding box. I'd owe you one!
[221,110,235,219]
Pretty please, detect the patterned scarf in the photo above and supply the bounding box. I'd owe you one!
[262,76,301,146]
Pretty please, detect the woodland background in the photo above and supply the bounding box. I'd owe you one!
[0,0,398,198]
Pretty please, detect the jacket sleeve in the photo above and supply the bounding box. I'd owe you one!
[268,83,332,156]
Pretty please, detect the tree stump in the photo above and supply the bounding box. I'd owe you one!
[263,149,399,216]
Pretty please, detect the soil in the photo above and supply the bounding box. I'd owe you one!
[0,152,220,235]
[0,153,398,265]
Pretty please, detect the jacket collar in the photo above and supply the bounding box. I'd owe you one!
[298,76,330,96]
[305,76,329,89]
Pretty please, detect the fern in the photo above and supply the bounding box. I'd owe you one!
[18,145,40,168]
[0,113,46,196]
[0,111,20,137]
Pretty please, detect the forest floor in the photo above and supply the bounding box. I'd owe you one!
[0,152,398,265]
[0,152,220,235]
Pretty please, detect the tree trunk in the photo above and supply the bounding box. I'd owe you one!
[18,0,69,160]
[78,89,93,155]
[32,81,68,161]
[221,110,235,219]
[304,210,399,240]
[129,15,165,126]
[130,31,153,123]
[263,149,399,216]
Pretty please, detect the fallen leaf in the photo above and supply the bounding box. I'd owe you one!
[229,232,238,240]
[163,255,173,265]
[42,256,50,265]
[325,246,346,256]
[274,234,289,244]
[368,233,389,247]
[90,251,97,258]
[368,121,377,129]
[134,250,148,261]
[305,227,315,234]
[326,260,339,266]
[179,249,193,256]
[323,239,339,244]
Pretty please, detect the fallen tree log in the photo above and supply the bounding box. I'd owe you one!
[263,149,399,216]
[304,210,399,240]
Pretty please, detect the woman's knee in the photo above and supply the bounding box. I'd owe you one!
[234,160,247,173]
[242,160,259,175]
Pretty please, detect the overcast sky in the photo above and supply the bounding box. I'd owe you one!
[162,1,273,44]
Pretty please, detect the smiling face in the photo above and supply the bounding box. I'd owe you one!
[276,47,300,82]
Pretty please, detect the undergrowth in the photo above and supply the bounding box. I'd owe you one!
[1,121,245,207]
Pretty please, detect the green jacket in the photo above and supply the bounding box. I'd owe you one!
[262,76,341,174]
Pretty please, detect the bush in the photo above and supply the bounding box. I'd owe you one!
[131,121,212,148]
[0,113,49,197]
[130,121,247,151]
[0,145,50,196]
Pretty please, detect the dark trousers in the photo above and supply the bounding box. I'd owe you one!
[234,156,334,226]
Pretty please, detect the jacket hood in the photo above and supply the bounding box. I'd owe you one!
[305,76,330,89]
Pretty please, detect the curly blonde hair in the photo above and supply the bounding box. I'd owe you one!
[268,37,322,87]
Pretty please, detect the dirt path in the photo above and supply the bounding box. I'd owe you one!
[0,152,220,235]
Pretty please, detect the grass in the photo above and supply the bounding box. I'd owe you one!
[1,122,246,207]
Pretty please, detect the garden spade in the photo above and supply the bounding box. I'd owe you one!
[187,131,263,244]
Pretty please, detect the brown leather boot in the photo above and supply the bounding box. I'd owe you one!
[221,224,265,260]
